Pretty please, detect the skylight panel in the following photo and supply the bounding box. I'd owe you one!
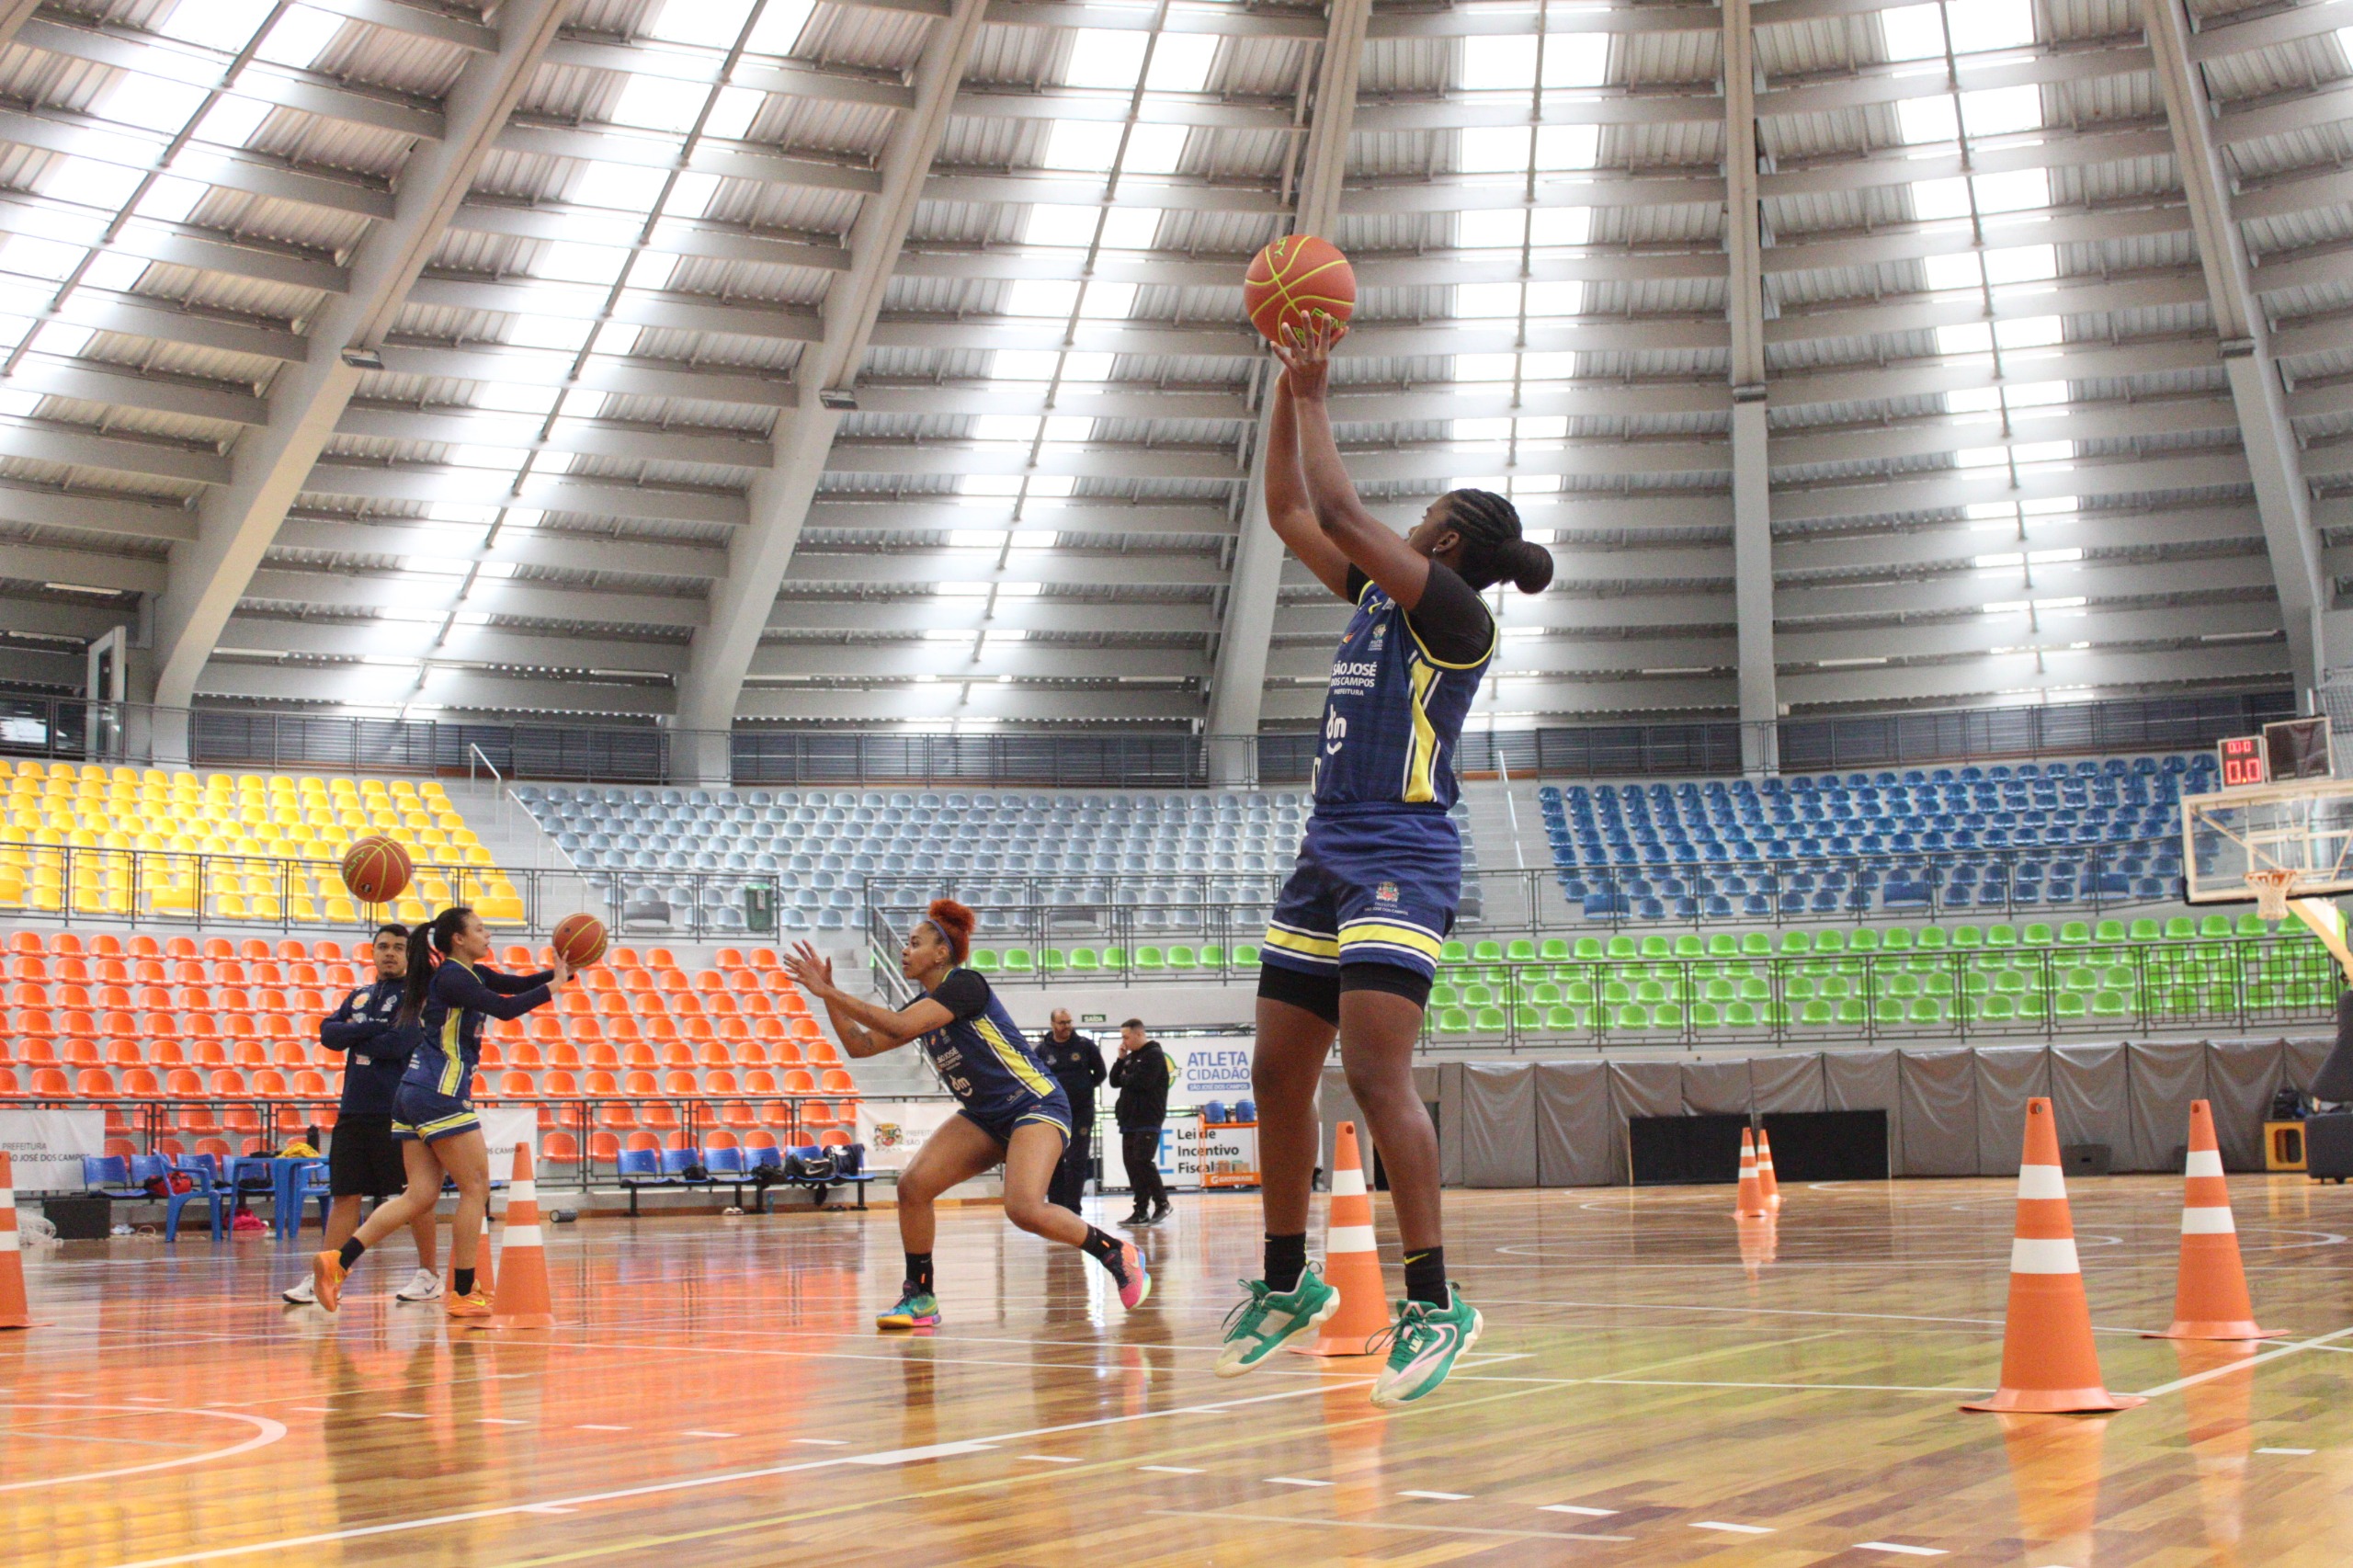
[612,74,708,133]
[1122,123,1188,176]
[1896,96,1957,145]
[1043,121,1117,173]
[991,350,1062,381]
[1528,209,1590,246]
[703,87,766,142]
[253,5,347,67]
[744,1,817,55]
[195,95,274,147]
[1077,281,1137,317]
[1523,280,1583,317]
[1006,278,1080,317]
[1098,208,1160,249]
[1993,315,2062,350]
[1971,169,2050,214]
[1910,177,1974,222]
[1459,210,1528,249]
[574,163,671,210]
[1946,0,2035,54]
[1881,6,1946,62]
[1059,352,1115,381]
[650,0,760,47]
[1457,282,1521,318]
[131,176,208,224]
[108,79,210,136]
[536,242,634,285]
[1535,125,1599,170]
[1146,33,1218,93]
[1961,86,2044,138]
[1025,204,1102,247]
[1461,127,1530,174]
[1923,252,1983,291]
[156,0,277,51]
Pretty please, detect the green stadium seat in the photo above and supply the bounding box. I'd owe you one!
[1951,925,1983,948]
[1101,944,1128,970]
[1993,970,2028,994]
[1709,933,1740,959]
[2094,919,2127,945]
[1531,980,1563,1005]
[1739,975,1771,1002]
[1703,977,1737,1003]
[2022,923,2054,946]
[1814,929,1847,955]
[1472,940,1505,964]
[1918,926,1949,949]
[1674,934,1706,960]
[1507,938,1539,963]
[2018,993,2049,1021]
[1984,923,2018,948]
[1612,1003,1650,1030]
[1653,1001,1686,1029]
[1566,980,1595,1006]
[1799,999,1834,1027]
[1165,944,1198,970]
[1540,937,1573,962]
[1197,944,1225,970]
[1514,1005,1541,1031]
[2199,915,2234,938]
[1602,979,1633,1005]
[1544,1005,1580,1031]
[2052,992,2088,1021]
[1908,997,1946,1024]
[2058,921,2091,946]
[1038,949,1066,972]
[1690,1002,1722,1028]
[971,949,1000,972]
[1068,948,1099,972]
[1836,998,1868,1027]
[1638,935,1670,960]
[1436,1006,1472,1034]
[1463,981,1496,1006]
[1923,971,1954,998]
[1429,982,1460,1007]
[1233,944,1259,967]
[1133,946,1164,971]
[1742,931,1774,957]
[2162,918,2195,941]
[1784,974,1816,1001]
[1883,972,1920,1000]
[1762,1001,1791,1027]
[1881,926,1915,951]
[2128,919,2161,942]
[2237,913,2269,937]
[1003,948,1036,974]
[1725,1001,1757,1028]
[1850,928,1881,952]
[1574,937,1605,960]
[1635,979,1667,1005]
[1607,935,1639,960]
[1473,1006,1507,1032]
[1873,996,1904,1025]
[1779,930,1813,954]
[1440,940,1469,964]
[2091,989,2129,1020]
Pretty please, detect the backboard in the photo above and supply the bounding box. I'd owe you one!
[2182,776,2353,912]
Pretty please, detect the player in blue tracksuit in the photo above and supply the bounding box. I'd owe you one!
[312,905,572,1320]
[784,899,1151,1329]
[1216,312,1555,1408]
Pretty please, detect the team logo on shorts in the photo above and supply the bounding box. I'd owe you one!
[1375,881,1401,904]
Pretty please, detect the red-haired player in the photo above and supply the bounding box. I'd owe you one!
[784,900,1149,1327]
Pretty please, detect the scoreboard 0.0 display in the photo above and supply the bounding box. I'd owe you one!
[2219,733,2267,789]
[2216,717,2335,789]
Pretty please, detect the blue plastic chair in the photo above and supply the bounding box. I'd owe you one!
[164,1156,233,1243]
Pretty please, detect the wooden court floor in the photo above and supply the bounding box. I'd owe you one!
[5,1177,2351,1567]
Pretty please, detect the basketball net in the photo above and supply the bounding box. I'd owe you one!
[2246,867,2300,923]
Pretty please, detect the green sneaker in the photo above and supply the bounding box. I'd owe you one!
[876,1290,941,1330]
[1213,1264,1340,1379]
[1369,1290,1483,1409]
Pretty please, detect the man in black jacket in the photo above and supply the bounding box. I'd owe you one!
[280,925,440,1305]
[1037,1008,1107,1212]
[1108,1018,1173,1225]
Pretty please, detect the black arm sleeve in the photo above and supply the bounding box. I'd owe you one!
[930,968,992,1022]
[479,966,556,995]
[1402,561,1495,665]
[433,962,551,1021]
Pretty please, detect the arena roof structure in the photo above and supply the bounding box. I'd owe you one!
[0,0,2344,766]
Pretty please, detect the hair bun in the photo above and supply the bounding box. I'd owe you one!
[926,898,977,963]
[1511,539,1555,596]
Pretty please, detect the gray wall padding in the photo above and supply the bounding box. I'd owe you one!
[1898,1051,1981,1176]
[1437,1061,1465,1187]
[1607,1062,1682,1184]
[2125,1041,2208,1172]
[2204,1040,2285,1172]
[1973,1046,2052,1176]
[1461,1063,1538,1187]
[1751,1052,1827,1113]
[1534,1062,1615,1187]
[1681,1059,1753,1116]
[1824,1050,1903,1174]
[2050,1043,2130,1163]
[2284,1034,2334,1095]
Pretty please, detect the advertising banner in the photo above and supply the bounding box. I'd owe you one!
[0,1108,108,1193]
[479,1109,538,1182]
[855,1100,961,1170]
[1175,1042,1255,1101]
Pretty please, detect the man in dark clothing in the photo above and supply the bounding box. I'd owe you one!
[1108,1018,1173,1225]
[280,925,440,1306]
[1037,1008,1107,1212]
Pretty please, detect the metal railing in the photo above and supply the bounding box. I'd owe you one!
[1410,933,2336,1051]
[0,687,2294,788]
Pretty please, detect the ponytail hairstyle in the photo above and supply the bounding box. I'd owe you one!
[397,904,475,1026]
[1440,487,1554,595]
[923,898,976,966]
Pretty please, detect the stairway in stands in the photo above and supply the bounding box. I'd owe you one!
[1456,777,1571,933]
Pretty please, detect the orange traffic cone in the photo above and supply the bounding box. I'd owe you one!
[1755,1128,1782,1210]
[2148,1100,2284,1342]
[1290,1121,1390,1358]
[1734,1127,1768,1217]
[1963,1098,2143,1414]
[449,1206,494,1300]
[489,1144,552,1329]
[0,1153,28,1331]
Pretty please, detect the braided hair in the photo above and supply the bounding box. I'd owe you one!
[1440,488,1553,595]
[397,904,475,1026]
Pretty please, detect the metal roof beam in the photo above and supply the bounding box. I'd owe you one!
[733,685,1202,722]
[1204,0,1372,767]
[2143,0,2325,693]
[1724,0,1775,768]
[147,0,573,724]
[672,0,993,769]
[762,597,1216,635]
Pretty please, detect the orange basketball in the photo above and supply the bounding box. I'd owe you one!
[551,912,608,970]
[339,835,412,904]
[1243,233,1355,344]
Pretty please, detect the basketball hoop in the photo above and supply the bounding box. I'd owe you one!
[2247,868,2301,923]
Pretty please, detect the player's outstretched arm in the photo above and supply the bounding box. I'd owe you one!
[783,943,951,1058]
[1271,313,1435,612]
[1265,366,1353,599]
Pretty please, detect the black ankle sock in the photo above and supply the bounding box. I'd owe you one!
[1264,1232,1307,1293]
[1079,1226,1128,1283]
[336,1238,366,1270]
[1404,1247,1449,1309]
[454,1267,474,1298]
[904,1252,934,1294]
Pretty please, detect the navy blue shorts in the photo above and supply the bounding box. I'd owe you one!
[957,1086,1073,1148]
[1263,809,1461,982]
[392,1082,480,1145]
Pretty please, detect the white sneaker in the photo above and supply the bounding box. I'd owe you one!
[280,1277,316,1305]
[394,1267,444,1303]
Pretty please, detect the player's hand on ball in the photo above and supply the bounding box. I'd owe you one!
[551,955,573,988]
[1272,312,1346,398]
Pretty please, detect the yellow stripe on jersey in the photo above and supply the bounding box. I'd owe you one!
[1264,924,1341,961]
[1338,920,1446,960]
[1403,656,1441,804]
[975,1016,1057,1098]
[439,960,472,1095]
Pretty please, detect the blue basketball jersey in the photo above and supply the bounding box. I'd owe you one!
[1312,574,1496,812]
[920,970,1063,1118]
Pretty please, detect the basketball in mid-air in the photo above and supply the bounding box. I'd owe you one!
[1244,234,1355,344]
[339,835,412,904]
[551,912,608,970]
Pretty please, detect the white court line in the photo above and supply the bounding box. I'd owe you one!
[1855,1542,1945,1557]
[1399,1490,1472,1500]
[2256,1447,2315,1455]
[1144,1508,1632,1543]
[1265,1477,1332,1487]
[1017,1455,1082,1464]
[574,1425,631,1432]
[380,1413,427,1421]
[791,1438,848,1447]
[1138,1466,1204,1475]
[2134,1325,2353,1398]
[479,1418,528,1426]
[681,1430,740,1438]
[0,1406,288,1494]
[1693,1521,1774,1534]
[1539,1505,1620,1517]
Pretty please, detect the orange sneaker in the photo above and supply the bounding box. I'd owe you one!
[312,1251,347,1312]
[445,1290,494,1322]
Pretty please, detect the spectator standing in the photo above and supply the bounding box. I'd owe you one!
[1037,1009,1107,1212]
[1109,1018,1174,1225]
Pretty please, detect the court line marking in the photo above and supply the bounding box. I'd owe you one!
[0,1406,287,1494]
[1693,1520,1774,1534]
[1017,1454,1082,1464]
[480,1418,529,1426]
[1540,1505,1620,1517]
[380,1413,428,1421]
[680,1430,739,1438]
[1855,1543,1945,1557]
[1265,1477,1331,1487]
[1142,1509,1633,1543]
[2256,1447,2315,1455]
[1138,1465,1204,1474]
[574,1425,630,1432]
[1399,1490,1472,1500]
[2132,1325,2353,1398]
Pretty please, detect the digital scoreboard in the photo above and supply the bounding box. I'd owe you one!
[2219,733,2267,788]
[2216,717,2335,789]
